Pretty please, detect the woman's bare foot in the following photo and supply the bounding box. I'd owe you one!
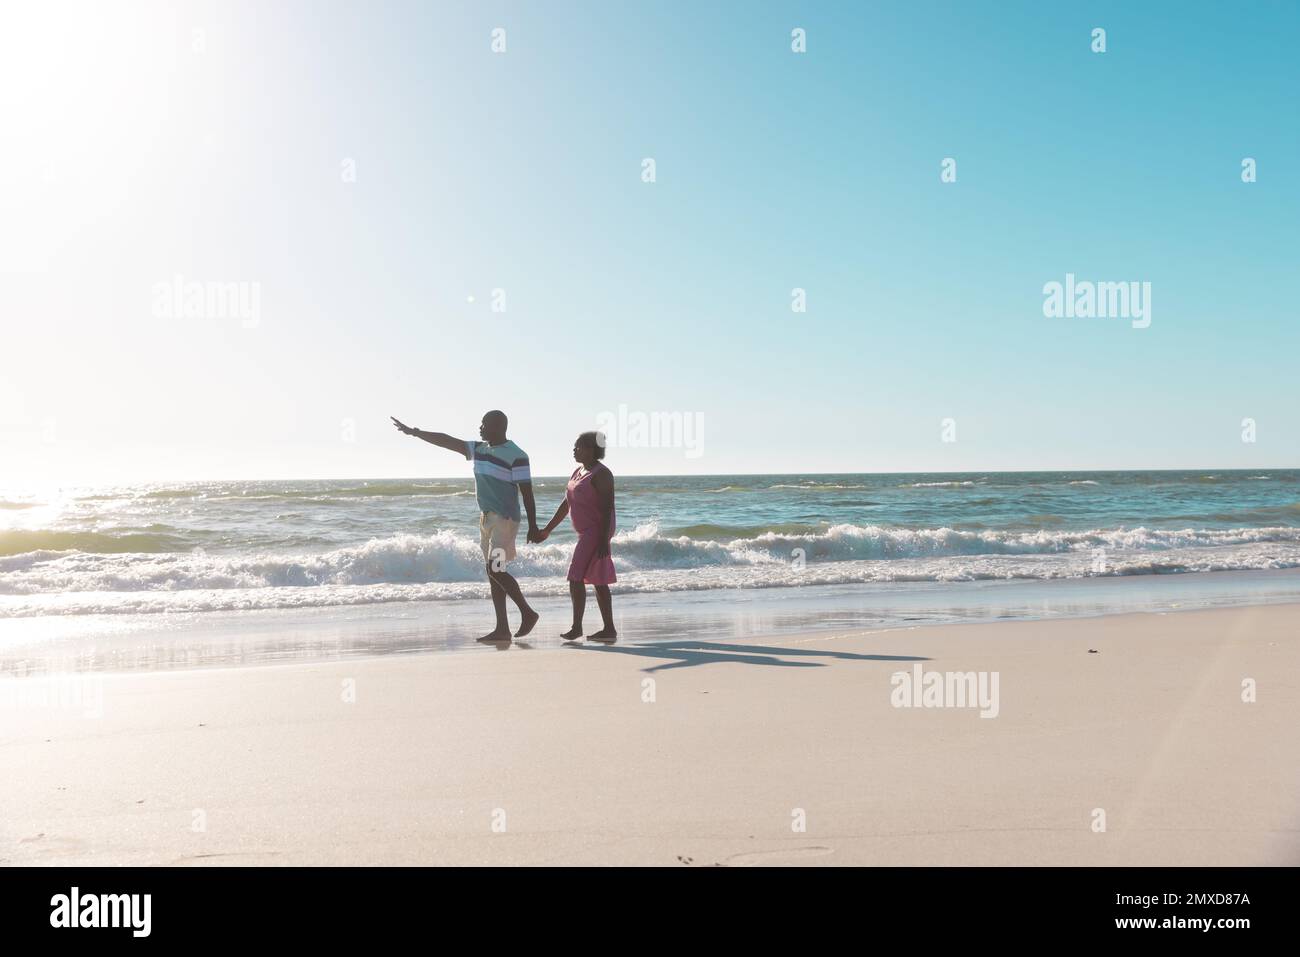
[514,609,539,638]
[478,627,512,642]
[588,627,618,643]
[560,625,583,640]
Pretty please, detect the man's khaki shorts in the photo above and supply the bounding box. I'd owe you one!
[479,511,519,566]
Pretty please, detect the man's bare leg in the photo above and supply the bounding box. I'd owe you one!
[488,565,538,638]
[480,566,512,640]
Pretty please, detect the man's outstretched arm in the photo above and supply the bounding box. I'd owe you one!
[391,417,470,456]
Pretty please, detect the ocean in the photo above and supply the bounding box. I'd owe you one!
[3,470,1300,669]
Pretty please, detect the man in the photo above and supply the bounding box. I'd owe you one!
[391,410,540,640]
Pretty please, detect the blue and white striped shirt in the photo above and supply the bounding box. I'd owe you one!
[464,440,531,520]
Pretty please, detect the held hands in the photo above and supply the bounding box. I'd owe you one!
[390,416,416,436]
[527,525,549,544]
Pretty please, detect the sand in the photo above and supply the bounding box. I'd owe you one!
[3,603,1298,866]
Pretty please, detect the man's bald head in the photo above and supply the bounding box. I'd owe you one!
[480,410,508,443]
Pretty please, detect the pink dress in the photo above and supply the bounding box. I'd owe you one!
[566,465,616,585]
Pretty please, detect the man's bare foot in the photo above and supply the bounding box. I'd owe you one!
[514,609,539,638]
[560,625,583,640]
[588,627,618,643]
[478,627,512,642]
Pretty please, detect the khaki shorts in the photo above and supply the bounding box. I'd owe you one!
[479,511,519,566]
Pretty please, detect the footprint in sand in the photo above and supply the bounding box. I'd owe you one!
[173,851,283,865]
[722,845,834,866]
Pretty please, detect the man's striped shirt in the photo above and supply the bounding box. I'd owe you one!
[464,440,530,521]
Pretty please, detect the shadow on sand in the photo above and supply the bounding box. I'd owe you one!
[560,638,931,673]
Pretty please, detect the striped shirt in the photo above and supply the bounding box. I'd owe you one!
[464,440,530,521]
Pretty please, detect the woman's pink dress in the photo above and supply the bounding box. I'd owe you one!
[566,465,616,585]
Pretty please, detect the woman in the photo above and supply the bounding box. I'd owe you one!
[535,431,617,641]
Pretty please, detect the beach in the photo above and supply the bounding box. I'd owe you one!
[4,471,1299,866]
[5,602,1297,867]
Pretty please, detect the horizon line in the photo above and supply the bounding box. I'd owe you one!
[9,465,1298,488]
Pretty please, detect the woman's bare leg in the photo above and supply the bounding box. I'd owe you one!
[561,580,585,639]
[589,585,617,641]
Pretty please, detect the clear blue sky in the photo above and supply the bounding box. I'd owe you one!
[2,0,1296,483]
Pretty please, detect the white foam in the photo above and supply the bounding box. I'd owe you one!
[3,522,1300,617]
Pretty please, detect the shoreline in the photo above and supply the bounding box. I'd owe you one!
[5,567,1300,675]
[4,602,1297,866]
